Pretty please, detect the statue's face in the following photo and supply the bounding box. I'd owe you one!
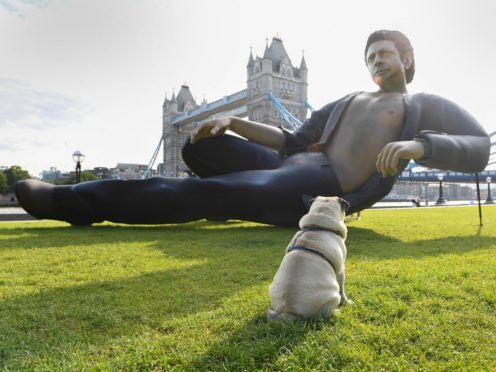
[366,40,410,90]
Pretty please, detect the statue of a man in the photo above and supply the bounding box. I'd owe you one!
[15,30,490,226]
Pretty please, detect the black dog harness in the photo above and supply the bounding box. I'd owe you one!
[286,227,342,273]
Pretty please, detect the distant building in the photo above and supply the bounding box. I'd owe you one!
[89,167,112,180]
[40,167,71,184]
[41,165,159,182]
[110,163,156,180]
[161,36,308,177]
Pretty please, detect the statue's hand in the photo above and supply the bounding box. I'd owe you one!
[376,140,425,177]
[190,117,231,144]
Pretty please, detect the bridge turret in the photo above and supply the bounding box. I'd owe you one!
[200,95,208,109]
[162,86,196,177]
[299,53,308,102]
[246,47,255,96]
[169,91,177,112]
[300,53,307,69]
[247,47,254,68]
[262,37,272,75]
[263,38,270,58]
[176,84,196,112]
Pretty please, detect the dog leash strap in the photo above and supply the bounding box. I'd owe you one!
[301,226,343,238]
[286,245,337,274]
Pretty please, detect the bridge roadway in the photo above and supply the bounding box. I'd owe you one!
[397,169,496,183]
[173,90,249,127]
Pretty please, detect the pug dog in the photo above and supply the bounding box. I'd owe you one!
[267,196,349,321]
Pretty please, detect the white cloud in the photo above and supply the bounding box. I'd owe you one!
[0,78,89,130]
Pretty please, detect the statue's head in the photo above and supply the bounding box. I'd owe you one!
[364,30,415,84]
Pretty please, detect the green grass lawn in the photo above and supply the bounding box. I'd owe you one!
[1,206,495,370]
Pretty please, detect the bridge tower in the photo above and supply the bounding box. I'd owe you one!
[246,36,308,125]
[161,36,308,177]
[162,85,198,176]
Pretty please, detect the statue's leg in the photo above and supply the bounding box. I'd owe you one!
[87,152,340,226]
[15,135,282,226]
[15,152,342,227]
[181,135,283,177]
[191,152,343,226]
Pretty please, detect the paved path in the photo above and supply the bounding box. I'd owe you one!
[0,207,37,221]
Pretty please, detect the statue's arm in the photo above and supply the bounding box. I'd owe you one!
[414,94,490,172]
[229,117,286,151]
[351,95,491,213]
[376,95,490,177]
[191,98,340,154]
[190,116,286,151]
[278,101,337,155]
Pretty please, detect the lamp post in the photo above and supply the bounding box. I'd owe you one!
[72,150,85,184]
[436,173,446,205]
[486,177,494,204]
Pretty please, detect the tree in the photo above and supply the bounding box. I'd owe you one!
[59,171,97,185]
[3,166,32,193]
[0,172,8,194]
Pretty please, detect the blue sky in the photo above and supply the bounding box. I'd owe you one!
[1,0,495,175]
[0,0,50,16]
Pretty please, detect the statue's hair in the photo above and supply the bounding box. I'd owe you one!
[364,30,415,84]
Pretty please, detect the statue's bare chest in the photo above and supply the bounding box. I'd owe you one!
[324,92,405,192]
[333,92,405,146]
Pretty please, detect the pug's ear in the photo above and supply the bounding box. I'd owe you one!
[338,198,350,212]
[302,194,315,210]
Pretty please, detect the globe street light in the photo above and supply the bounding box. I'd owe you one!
[436,173,446,205]
[486,177,494,204]
[72,150,85,184]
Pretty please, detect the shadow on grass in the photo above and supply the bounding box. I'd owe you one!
[0,222,295,367]
[0,248,279,367]
[188,314,330,370]
[1,221,493,260]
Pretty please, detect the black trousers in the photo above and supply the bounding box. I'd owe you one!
[62,135,343,227]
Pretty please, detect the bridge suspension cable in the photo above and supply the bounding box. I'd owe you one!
[268,91,302,131]
[305,100,315,112]
[142,137,163,179]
